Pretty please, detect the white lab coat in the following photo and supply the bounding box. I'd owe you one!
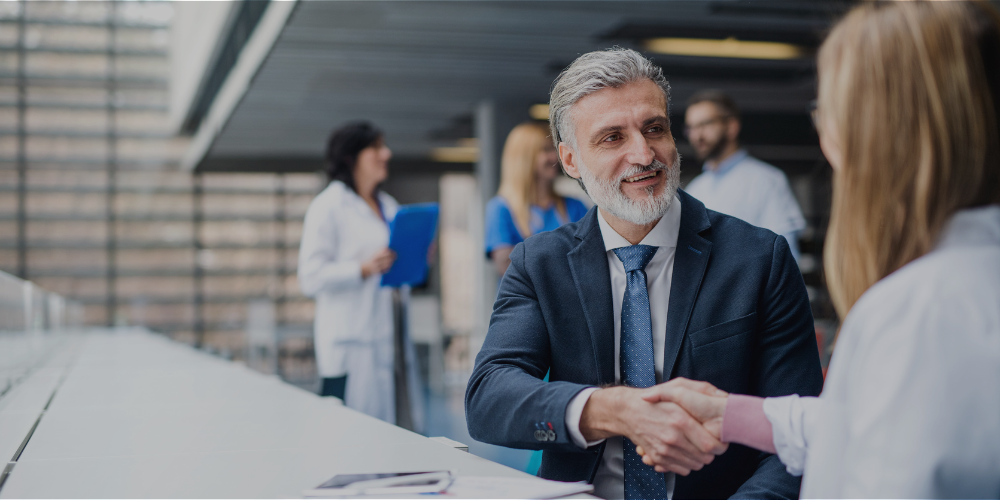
[298,180,423,430]
[761,205,1000,498]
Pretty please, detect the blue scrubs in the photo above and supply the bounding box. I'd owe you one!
[485,196,589,256]
[484,195,587,475]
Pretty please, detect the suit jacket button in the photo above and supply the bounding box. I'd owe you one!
[546,430,556,441]
[534,430,546,441]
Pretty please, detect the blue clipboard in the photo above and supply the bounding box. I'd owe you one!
[381,203,439,287]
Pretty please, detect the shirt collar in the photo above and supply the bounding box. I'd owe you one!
[703,148,748,176]
[596,195,682,251]
[935,205,1000,251]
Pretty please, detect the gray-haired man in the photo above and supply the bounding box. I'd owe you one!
[466,48,822,499]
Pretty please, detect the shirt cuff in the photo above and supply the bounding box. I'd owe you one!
[762,394,816,477]
[720,394,777,454]
[564,387,604,449]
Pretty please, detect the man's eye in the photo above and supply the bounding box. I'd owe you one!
[603,134,621,142]
[646,126,664,134]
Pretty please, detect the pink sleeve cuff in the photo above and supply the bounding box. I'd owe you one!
[721,394,776,454]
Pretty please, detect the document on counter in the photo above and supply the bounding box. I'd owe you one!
[437,476,594,499]
[303,471,454,497]
[303,471,593,499]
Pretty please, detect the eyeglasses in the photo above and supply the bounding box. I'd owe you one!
[683,115,732,137]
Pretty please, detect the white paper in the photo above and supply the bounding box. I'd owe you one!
[438,476,593,499]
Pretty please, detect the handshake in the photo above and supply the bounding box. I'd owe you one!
[579,378,731,475]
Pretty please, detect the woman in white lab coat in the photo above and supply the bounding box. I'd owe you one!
[639,3,1000,498]
[298,122,422,430]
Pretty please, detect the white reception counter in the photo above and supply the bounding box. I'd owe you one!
[0,329,533,498]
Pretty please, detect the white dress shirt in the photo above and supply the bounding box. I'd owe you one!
[762,205,1000,498]
[684,150,805,261]
[564,195,682,500]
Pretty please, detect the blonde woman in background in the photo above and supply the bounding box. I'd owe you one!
[485,121,588,475]
[640,3,1000,497]
[485,121,588,277]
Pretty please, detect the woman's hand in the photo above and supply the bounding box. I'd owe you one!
[581,386,727,476]
[640,378,728,436]
[635,378,729,472]
[361,248,396,279]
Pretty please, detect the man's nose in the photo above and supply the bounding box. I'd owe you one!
[625,134,656,166]
[687,128,701,144]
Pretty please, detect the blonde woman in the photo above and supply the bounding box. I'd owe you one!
[640,2,1000,497]
[485,121,588,277]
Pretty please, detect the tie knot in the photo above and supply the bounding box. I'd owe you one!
[612,244,658,272]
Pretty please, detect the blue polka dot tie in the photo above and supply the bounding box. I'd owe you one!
[613,244,669,500]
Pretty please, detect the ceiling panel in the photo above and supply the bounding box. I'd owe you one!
[203,1,847,165]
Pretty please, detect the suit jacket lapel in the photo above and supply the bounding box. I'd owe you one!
[663,190,713,380]
[567,208,616,386]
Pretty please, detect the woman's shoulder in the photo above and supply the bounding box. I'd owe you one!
[845,245,1000,347]
[834,245,1000,423]
[486,195,510,209]
[485,196,514,219]
[861,245,999,302]
[310,181,349,208]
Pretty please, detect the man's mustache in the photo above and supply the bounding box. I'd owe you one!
[615,159,669,183]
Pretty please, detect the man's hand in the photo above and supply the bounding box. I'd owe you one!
[579,385,727,476]
[636,378,730,472]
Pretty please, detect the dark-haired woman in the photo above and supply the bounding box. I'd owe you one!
[298,122,421,430]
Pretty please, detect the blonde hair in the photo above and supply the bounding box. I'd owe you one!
[820,1,1000,319]
[497,122,567,238]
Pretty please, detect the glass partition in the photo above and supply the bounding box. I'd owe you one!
[0,270,83,397]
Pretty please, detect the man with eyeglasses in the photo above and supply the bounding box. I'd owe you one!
[683,91,806,262]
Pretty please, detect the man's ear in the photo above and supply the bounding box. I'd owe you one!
[727,118,741,143]
[558,142,581,179]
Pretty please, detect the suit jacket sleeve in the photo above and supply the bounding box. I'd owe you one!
[732,233,825,499]
[465,242,594,452]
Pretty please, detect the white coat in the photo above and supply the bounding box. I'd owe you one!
[762,205,1000,498]
[298,180,423,430]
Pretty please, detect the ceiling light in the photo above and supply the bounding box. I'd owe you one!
[431,139,479,163]
[529,104,550,121]
[431,147,479,163]
[644,37,805,60]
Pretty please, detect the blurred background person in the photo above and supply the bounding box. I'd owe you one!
[483,120,587,474]
[642,2,1000,497]
[683,91,806,262]
[485,122,589,278]
[298,122,422,431]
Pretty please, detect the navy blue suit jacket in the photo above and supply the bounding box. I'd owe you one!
[466,190,824,499]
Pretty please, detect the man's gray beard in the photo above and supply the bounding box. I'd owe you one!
[577,152,681,226]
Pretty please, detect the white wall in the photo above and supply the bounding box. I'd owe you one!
[169,1,237,134]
